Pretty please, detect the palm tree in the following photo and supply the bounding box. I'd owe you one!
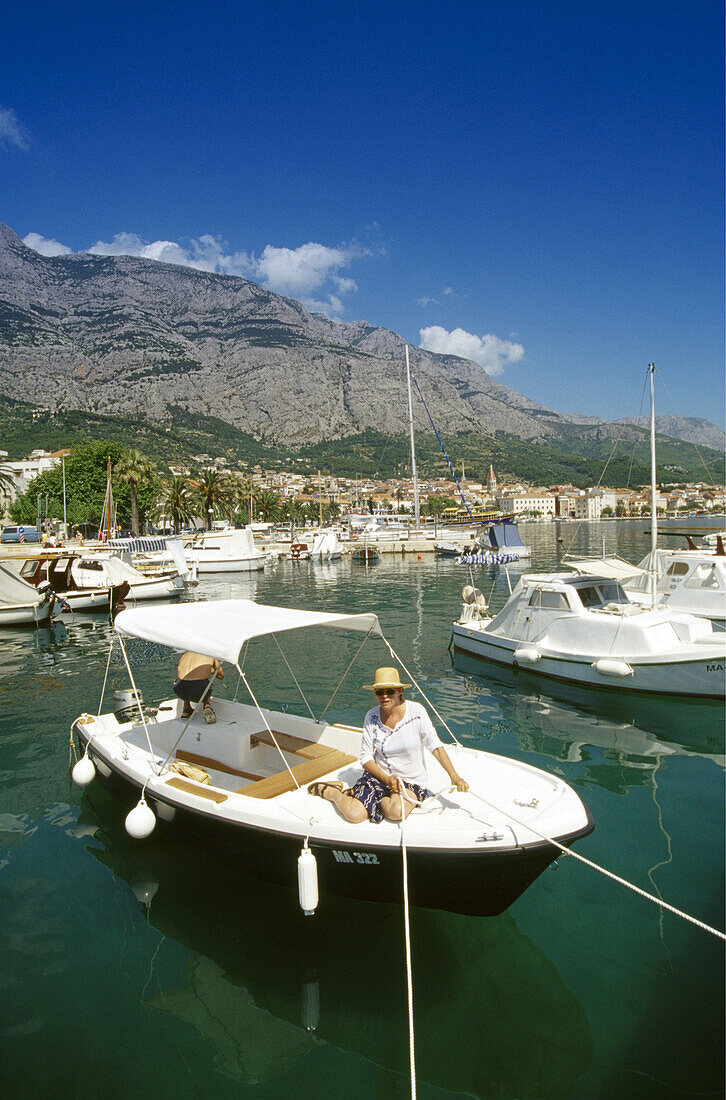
[155,476,194,534]
[255,488,282,523]
[194,469,232,530]
[0,466,15,495]
[0,466,14,522]
[114,449,156,534]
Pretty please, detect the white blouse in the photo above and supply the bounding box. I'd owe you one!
[359,700,443,788]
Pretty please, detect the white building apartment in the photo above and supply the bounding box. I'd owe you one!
[497,491,556,516]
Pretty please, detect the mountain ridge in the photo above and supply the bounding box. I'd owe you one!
[0,222,722,451]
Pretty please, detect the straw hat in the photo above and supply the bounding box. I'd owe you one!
[363,667,411,691]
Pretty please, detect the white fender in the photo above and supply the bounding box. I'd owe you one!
[514,646,541,663]
[298,843,319,916]
[592,658,633,678]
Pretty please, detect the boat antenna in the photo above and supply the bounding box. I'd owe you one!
[405,345,420,530]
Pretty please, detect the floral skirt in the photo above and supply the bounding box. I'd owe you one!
[348,773,429,824]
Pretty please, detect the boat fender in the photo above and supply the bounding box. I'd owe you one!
[592,658,633,678]
[513,646,541,663]
[72,752,96,787]
[298,842,319,916]
[125,797,156,839]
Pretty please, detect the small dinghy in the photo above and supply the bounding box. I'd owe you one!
[71,599,593,916]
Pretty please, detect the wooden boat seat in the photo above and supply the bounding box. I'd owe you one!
[237,749,356,799]
[165,776,229,803]
[176,747,263,782]
[249,728,335,759]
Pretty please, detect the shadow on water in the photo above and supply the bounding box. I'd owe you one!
[75,786,593,1097]
[451,651,725,767]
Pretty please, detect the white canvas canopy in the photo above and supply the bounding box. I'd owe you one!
[0,563,45,608]
[567,555,647,581]
[114,598,382,665]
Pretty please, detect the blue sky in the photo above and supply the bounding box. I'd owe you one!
[1,0,723,425]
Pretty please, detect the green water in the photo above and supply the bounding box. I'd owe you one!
[1,520,723,1098]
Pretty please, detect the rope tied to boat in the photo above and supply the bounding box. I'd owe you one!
[453,781,725,942]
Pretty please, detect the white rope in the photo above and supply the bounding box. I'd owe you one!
[398,786,418,1100]
[381,639,462,747]
[272,634,316,720]
[237,666,301,789]
[462,786,725,942]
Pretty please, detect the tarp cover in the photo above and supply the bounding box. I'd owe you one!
[0,563,44,608]
[567,555,647,581]
[114,598,382,664]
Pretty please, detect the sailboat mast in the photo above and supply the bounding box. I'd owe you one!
[405,344,420,529]
[648,362,657,605]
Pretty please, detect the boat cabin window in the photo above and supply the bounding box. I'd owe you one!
[78,559,104,570]
[528,589,570,610]
[666,561,690,577]
[685,564,720,590]
[576,582,629,608]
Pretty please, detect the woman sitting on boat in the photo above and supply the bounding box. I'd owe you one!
[309,667,468,821]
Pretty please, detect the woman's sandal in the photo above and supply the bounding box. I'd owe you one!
[308,780,345,798]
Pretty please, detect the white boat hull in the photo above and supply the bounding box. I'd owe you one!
[452,621,726,698]
[0,600,52,625]
[193,556,267,573]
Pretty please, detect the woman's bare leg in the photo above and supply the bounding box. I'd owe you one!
[381,789,417,822]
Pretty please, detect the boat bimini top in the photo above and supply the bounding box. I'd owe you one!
[114,598,383,665]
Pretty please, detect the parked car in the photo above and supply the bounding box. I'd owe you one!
[1,525,41,543]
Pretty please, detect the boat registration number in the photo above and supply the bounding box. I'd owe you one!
[332,850,380,865]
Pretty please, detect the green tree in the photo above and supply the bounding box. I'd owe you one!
[114,448,157,534]
[154,476,194,534]
[10,441,132,529]
[192,469,238,529]
[256,489,282,523]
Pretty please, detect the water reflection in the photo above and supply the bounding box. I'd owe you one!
[80,789,592,1096]
[452,652,725,767]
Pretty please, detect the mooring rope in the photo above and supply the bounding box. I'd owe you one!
[399,786,419,1099]
[459,784,725,941]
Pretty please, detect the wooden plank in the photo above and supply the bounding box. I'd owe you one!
[176,747,263,781]
[237,749,356,799]
[165,777,228,803]
[249,728,332,759]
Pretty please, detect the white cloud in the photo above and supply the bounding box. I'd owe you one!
[0,106,30,150]
[419,325,524,377]
[22,232,72,256]
[23,228,367,318]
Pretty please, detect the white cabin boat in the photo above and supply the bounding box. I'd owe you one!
[452,573,726,698]
[568,548,726,628]
[71,599,593,916]
[309,530,344,561]
[185,527,266,573]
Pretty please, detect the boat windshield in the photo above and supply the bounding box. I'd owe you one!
[574,581,630,609]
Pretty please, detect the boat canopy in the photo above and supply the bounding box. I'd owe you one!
[567,556,647,581]
[114,598,382,664]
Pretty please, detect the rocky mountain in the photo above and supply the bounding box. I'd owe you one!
[617,415,725,451]
[0,222,721,454]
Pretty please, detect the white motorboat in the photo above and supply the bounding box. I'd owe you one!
[13,553,124,613]
[452,573,726,698]
[70,598,593,916]
[108,535,197,587]
[309,530,343,561]
[568,547,726,628]
[74,554,184,602]
[185,527,266,573]
[0,563,55,626]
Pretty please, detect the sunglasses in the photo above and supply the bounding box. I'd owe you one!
[374,687,398,697]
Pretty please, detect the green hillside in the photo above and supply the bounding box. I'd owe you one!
[0,394,721,488]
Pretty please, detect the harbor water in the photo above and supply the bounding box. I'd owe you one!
[1,520,723,1097]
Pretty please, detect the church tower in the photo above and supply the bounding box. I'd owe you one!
[487,464,497,495]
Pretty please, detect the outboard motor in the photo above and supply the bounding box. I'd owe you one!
[114,688,144,723]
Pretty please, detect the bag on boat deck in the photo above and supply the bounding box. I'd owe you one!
[169,760,211,784]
